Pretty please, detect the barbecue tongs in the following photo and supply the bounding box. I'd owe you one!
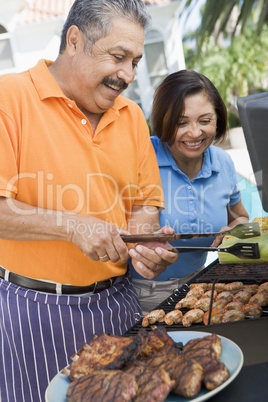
[121,222,260,243]
[121,222,261,260]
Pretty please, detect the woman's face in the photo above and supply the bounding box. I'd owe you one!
[167,92,217,162]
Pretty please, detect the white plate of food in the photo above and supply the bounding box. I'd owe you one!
[45,331,244,402]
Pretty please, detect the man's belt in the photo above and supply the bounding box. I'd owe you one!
[0,265,118,295]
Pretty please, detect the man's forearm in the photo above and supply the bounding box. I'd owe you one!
[0,196,71,241]
[127,205,160,234]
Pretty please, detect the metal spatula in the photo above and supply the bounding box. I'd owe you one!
[121,222,260,243]
[168,242,260,259]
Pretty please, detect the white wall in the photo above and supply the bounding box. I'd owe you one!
[0,0,185,117]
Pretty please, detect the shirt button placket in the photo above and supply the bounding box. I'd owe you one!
[187,184,196,227]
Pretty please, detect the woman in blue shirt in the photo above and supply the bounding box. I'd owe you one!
[130,70,249,314]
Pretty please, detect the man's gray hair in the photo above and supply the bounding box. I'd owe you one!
[59,0,151,53]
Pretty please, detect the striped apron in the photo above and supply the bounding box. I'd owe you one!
[0,272,141,402]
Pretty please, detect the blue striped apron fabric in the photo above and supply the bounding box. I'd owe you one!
[0,272,141,402]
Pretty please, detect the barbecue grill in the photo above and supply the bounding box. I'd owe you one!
[125,260,268,335]
[125,93,268,401]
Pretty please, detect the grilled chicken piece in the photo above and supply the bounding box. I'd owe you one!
[223,301,244,312]
[143,345,203,398]
[142,309,165,327]
[241,303,262,318]
[68,333,141,381]
[249,292,268,307]
[233,290,252,304]
[206,283,226,293]
[124,362,175,402]
[243,284,259,295]
[212,299,228,310]
[258,282,268,293]
[203,308,224,325]
[224,281,244,294]
[164,310,183,325]
[186,286,205,299]
[189,283,208,291]
[221,309,245,323]
[182,309,204,327]
[175,296,198,309]
[216,291,233,303]
[193,297,212,312]
[182,334,229,390]
[137,326,175,358]
[66,370,137,402]
[202,290,217,300]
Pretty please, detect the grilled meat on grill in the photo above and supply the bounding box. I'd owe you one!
[223,301,244,312]
[189,282,208,291]
[258,282,268,293]
[202,290,217,300]
[182,309,204,327]
[243,284,259,295]
[175,296,198,309]
[164,310,183,325]
[212,299,228,310]
[221,309,245,323]
[142,309,165,327]
[186,286,205,298]
[207,283,226,293]
[216,291,233,303]
[249,291,268,307]
[233,290,252,304]
[193,297,212,311]
[224,281,244,293]
[203,308,224,325]
[241,303,263,317]
[66,370,137,402]
[182,334,229,390]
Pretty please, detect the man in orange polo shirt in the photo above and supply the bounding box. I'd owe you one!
[0,1,178,401]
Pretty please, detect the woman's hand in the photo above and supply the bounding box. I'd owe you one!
[129,225,179,279]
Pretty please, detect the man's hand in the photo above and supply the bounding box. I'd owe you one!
[67,215,130,264]
[128,225,179,279]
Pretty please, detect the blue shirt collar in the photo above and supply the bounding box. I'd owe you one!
[153,138,221,180]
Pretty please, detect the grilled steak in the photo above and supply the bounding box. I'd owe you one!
[124,362,175,402]
[136,326,175,358]
[182,333,222,361]
[141,345,203,398]
[182,334,229,390]
[65,328,230,400]
[68,333,141,381]
[66,370,137,402]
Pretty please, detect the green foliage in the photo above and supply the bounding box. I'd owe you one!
[182,1,268,128]
[181,0,268,55]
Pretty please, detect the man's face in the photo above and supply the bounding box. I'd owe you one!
[67,17,145,115]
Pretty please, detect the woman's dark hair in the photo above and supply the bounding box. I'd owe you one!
[150,70,228,145]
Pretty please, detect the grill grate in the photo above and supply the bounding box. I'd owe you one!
[125,261,268,336]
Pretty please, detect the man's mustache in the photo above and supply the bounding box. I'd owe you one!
[102,77,128,91]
